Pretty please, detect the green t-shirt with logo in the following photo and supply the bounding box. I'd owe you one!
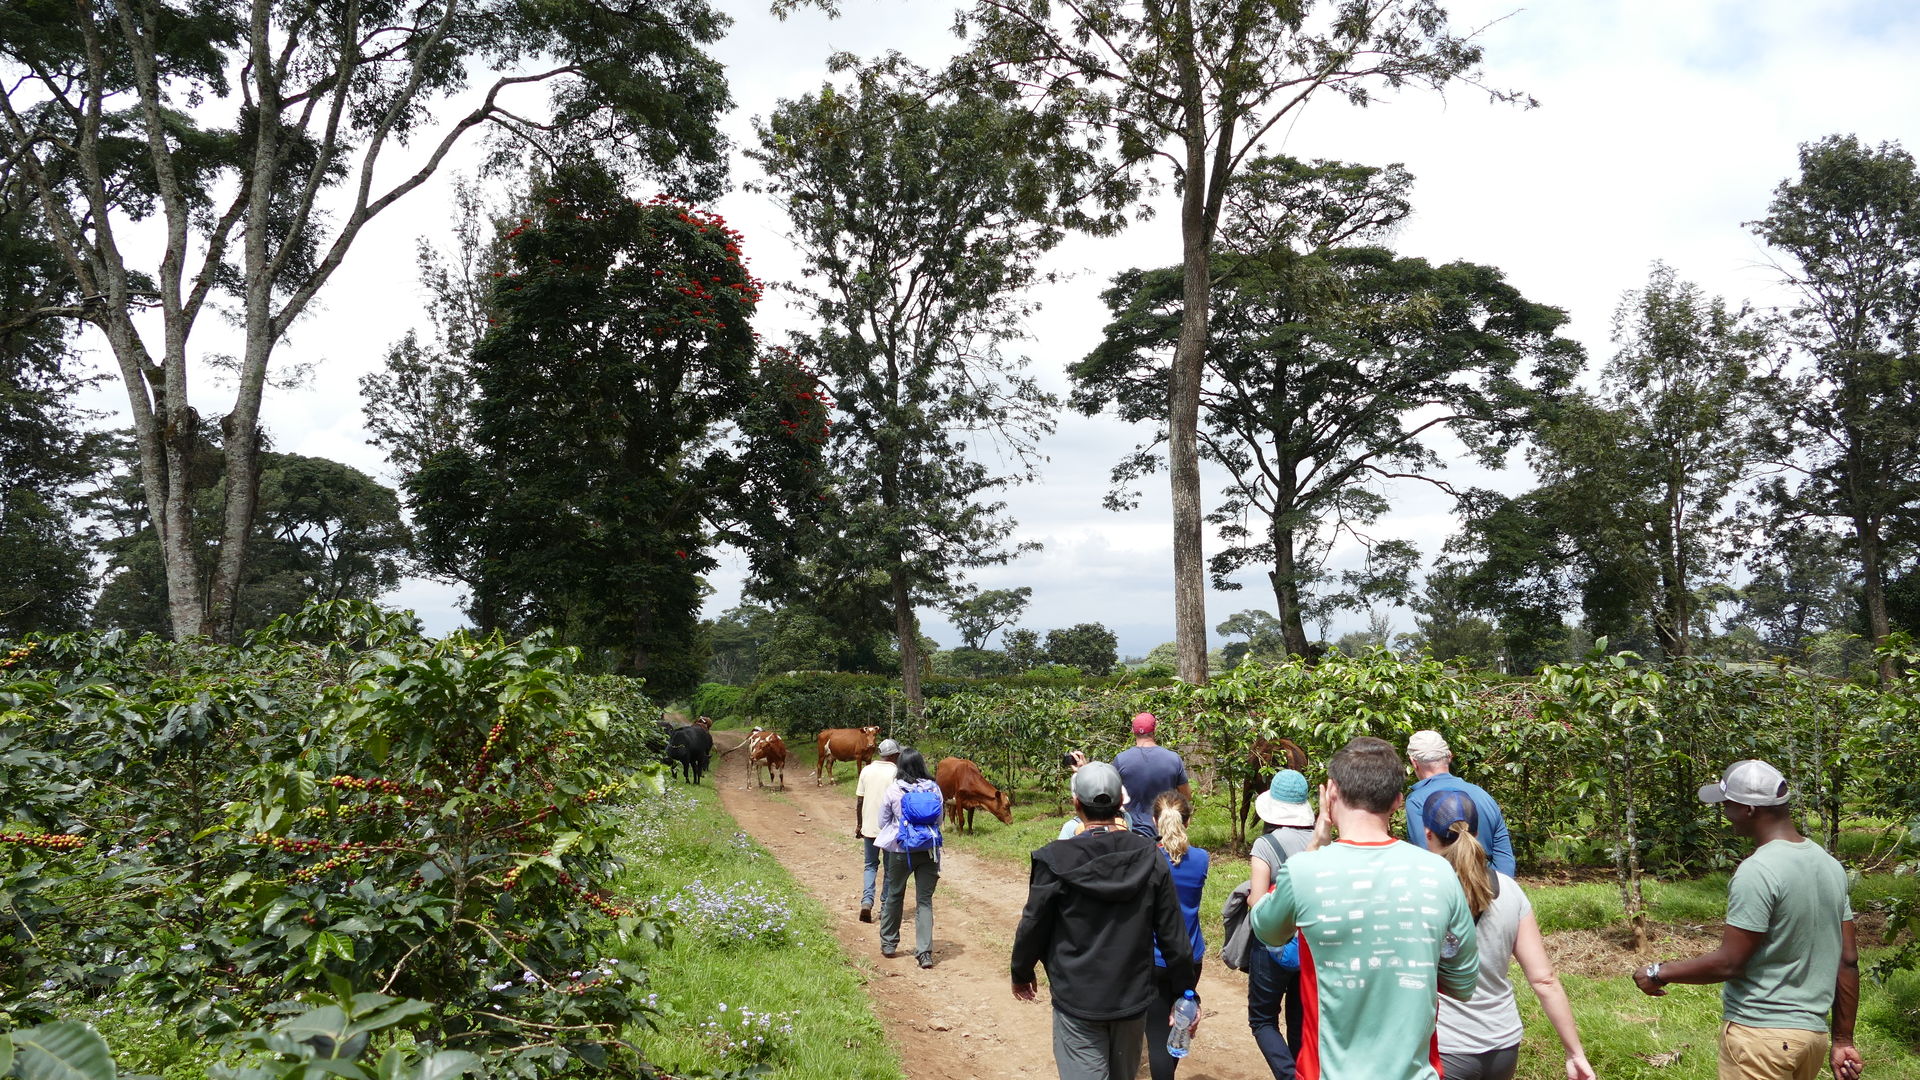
[1248,839,1479,1080]
[1723,837,1853,1032]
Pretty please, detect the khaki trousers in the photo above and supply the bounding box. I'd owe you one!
[1718,1021,1829,1080]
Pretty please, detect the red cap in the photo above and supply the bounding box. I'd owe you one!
[1131,712,1157,735]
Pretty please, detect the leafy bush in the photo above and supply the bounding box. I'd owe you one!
[739,669,1169,742]
[689,683,744,723]
[0,600,670,1075]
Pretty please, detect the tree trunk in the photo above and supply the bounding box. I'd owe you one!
[1270,522,1311,658]
[1853,511,1895,683]
[1165,0,1213,686]
[892,569,923,718]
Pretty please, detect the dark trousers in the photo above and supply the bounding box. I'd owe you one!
[1247,942,1302,1080]
[1144,961,1202,1080]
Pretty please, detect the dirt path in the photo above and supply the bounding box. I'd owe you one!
[712,732,1274,1080]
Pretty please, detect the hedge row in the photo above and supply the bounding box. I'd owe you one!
[735,670,1174,741]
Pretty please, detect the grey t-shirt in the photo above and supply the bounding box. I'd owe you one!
[1723,837,1853,1032]
[1437,872,1529,1054]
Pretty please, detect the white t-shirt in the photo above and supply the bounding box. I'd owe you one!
[854,760,897,838]
[1436,871,1529,1054]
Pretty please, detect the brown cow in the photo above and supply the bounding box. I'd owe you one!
[747,727,787,790]
[935,757,1013,832]
[815,726,880,785]
[1243,737,1310,832]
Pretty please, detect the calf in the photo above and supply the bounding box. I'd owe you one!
[936,756,1013,832]
[748,727,787,790]
[665,724,713,785]
[815,726,880,785]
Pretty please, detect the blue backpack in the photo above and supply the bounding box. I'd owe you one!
[898,786,944,852]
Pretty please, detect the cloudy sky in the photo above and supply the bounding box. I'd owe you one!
[76,0,1920,658]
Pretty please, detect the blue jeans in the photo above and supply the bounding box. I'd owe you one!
[1247,941,1302,1079]
[861,837,882,908]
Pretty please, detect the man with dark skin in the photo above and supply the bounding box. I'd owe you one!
[1632,760,1860,1080]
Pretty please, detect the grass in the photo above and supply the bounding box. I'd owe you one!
[606,779,905,1080]
[1512,968,1920,1080]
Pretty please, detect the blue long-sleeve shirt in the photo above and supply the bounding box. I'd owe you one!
[1405,774,1517,877]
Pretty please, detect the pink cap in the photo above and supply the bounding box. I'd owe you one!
[1131,712,1157,735]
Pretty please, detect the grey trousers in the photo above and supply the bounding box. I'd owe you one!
[879,849,937,956]
[1440,1045,1521,1080]
[1052,1007,1145,1080]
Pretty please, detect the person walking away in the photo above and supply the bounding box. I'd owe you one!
[854,738,902,922]
[876,747,943,968]
[1425,789,1594,1080]
[1145,791,1210,1080]
[1632,759,1860,1080]
[1113,712,1191,839]
[1250,735,1479,1080]
[1403,730,1517,877]
[1058,750,1133,840]
[1012,762,1198,1080]
[1247,769,1316,1079]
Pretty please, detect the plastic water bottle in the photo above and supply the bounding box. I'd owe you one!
[1167,990,1200,1059]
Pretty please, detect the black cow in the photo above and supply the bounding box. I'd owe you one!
[665,724,713,785]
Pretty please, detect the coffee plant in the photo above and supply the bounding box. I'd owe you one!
[0,601,681,1076]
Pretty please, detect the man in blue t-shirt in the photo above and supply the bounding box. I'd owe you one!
[1112,712,1190,838]
[1403,729,1517,877]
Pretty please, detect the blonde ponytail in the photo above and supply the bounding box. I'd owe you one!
[1154,791,1191,865]
[1438,822,1495,918]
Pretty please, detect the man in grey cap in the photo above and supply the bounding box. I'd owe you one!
[1404,728,1517,877]
[1632,759,1860,1080]
[853,737,902,922]
[1012,761,1196,1080]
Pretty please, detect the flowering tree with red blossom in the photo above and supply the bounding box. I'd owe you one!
[409,164,829,693]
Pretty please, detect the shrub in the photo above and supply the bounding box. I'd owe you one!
[689,682,745,722]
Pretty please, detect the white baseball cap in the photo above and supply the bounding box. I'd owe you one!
[1698,760,1790,807]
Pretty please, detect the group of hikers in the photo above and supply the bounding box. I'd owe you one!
[844,713,1863,1080]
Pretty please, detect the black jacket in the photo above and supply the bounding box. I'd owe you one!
[1010,826,1198,1021]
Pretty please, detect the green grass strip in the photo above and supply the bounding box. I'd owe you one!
[607,780,906,1080]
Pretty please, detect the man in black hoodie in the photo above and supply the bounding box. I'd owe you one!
[1012,761,1198,1080]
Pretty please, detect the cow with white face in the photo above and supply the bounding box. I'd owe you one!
[747,727,787,789]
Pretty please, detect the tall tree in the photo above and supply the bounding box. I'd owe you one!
[1073,157,1580,656]
[1402,562,1501,669]
[956,0,1520,682]
[1216,608,1286,667]
[1528,264,1767,658]
[946,587,1033,650]
[1043,622,1120,676]
[408,165,829,695]
[360,177,505,485]
[1750,135,1920,681]
[0,155,104,635]
[750,66,1064,712]
[1,0,733,640]
[93,444,409,634]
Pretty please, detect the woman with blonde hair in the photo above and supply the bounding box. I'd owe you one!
[1145,790,1209,1080]
[1426,789,1595,1080]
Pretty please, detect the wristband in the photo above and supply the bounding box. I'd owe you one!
[1643,962,1667,986]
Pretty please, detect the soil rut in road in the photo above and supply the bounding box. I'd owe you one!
[711,732,1274,1080]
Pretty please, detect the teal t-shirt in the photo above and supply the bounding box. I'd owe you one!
[1249,839,1479,1080]
[1723,837,1853,1032]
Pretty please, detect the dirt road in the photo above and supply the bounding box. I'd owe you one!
[712,731,1275,1080]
